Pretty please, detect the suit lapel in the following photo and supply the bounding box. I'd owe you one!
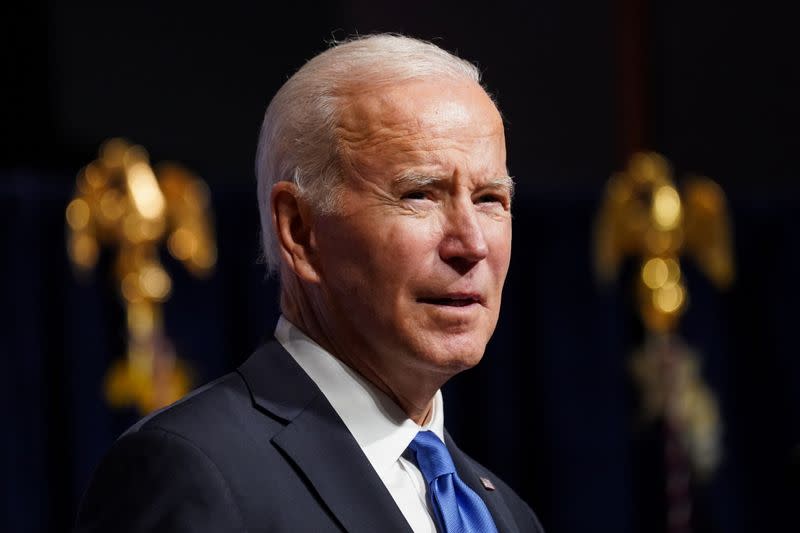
[446,432,518,533]
[273,394,413,532]
[239,341,413,533]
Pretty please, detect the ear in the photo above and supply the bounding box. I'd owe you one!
[271,182,321,283]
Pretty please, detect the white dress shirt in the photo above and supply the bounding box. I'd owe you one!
[275,316,441,533]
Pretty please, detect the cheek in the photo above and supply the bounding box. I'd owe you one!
[486,219,512,277]
[317,216,440,301]
[378,218,443,283]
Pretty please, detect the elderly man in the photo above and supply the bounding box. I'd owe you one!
[76,34,544,533]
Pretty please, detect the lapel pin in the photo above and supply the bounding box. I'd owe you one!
[480,477,496,491]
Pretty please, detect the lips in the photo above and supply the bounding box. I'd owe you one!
[417,293,484,307]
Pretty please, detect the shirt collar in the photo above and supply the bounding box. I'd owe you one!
[275,315,445,478]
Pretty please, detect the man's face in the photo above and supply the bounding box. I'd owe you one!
[308,78,512,378]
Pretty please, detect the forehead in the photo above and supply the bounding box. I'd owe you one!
[336,79,506,178]
[339,79,502,140]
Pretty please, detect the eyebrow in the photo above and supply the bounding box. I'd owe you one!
[485,175,516,199]
[393,171,516,198]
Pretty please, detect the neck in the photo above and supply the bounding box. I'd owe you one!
[280,282,445,425]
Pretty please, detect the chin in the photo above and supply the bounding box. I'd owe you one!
[414,333,490,373]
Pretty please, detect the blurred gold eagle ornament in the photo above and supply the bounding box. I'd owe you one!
[66,138,217,414]
[594,151,734,478]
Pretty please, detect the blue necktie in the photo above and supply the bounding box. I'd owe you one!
[408,431,499,533]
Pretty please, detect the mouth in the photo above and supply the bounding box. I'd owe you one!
[417,294,484,307]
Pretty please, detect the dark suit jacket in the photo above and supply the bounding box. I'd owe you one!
[76,340,544,532]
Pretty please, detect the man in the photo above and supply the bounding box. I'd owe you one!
[76,34,544,532]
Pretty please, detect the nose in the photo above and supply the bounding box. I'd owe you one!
[438,199,489,272]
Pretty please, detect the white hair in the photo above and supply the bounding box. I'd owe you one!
[255,34,483,275]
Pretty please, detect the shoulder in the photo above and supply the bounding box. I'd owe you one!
[114,366,290,479]
[124,361,289,450]
[76,342,336,532]
[77,371,265,532]
[76,410,248,532]
[130,371,255,437]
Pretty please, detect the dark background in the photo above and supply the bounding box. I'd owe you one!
[2,1,799,532]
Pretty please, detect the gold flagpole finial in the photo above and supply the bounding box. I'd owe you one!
[594,151,734,478]
[67,138,217,414]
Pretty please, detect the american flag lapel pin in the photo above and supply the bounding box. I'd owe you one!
[480,477,496,491]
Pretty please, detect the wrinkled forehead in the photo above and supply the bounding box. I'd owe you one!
[337,78,504,141]
[334,78,508,189]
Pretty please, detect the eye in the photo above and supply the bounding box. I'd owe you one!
[401,190,430,201]
[475,193,504,204]
[473,190,512,212]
